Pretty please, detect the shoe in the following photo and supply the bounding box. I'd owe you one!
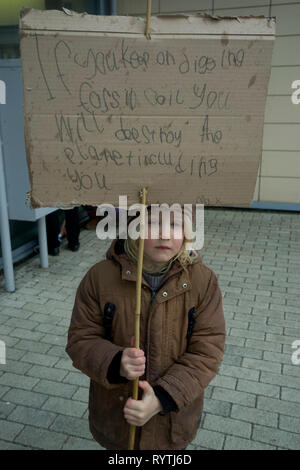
[68,242,80,252]
[48,247,60,256]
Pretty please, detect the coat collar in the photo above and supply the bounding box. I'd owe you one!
[106,238,202,302]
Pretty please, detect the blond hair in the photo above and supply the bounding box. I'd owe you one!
[123,206,199,274]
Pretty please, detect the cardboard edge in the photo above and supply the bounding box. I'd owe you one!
[19,8,276,34]
[19,7,33,20]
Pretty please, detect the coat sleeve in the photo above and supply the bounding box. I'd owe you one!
[65,266,127,390]
[155,269,226,412]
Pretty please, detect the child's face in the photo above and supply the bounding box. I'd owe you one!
[143,210,184,267]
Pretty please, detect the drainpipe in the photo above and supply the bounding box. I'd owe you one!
[96,0,117,15]
[0,131,15,292]
[110,0,118,15]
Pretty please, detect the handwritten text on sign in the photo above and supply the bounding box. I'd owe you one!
[21,27,274,207]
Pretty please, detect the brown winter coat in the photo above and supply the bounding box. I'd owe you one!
[66,238,226,450]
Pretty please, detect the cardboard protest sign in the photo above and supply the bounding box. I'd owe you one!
[19,8,275,209]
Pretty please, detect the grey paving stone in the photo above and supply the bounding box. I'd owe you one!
[4,347,26,362]
[252,424,300,450]
[9,328,44,342]
[1,298,27,309]
[21,352,59,367]
[0,440,30,450]
[192,428,225,450]
[257,396,300,418]
[242,358,282,374]
[210,374,237,390]
[281,387,300,404]
[224,435,276,450]
[230,328,265,341]
[2,388,48,408]
[260,371,300,389]
[22,302,56,315]
[26,365,68,382]
[0,313,10,323]
[249,323,283,335]
[8,405,57,429]
[252,308,284,320]
[72,387,89,402]
[279,415,300,434]
[35,324,67,335]
[0,401,16,419]
[225,344,262,360]
[50,414,91,439]
[62,371,90,387]
[4,317,39,331]
[62,436,103,450]
[1,307,35,320]
[42,396,87,418]
[0,419,24,441]
[245,339,282,353]
[15,425,67,450]
[222,354,243,367]
[0,372,39,391]
[28,313,62,325]
[225,336,245,347]
[203,398,231,417]
[53,358,74,371]
[0,326,14,336]
[0,385,10,399]
[13,339,51,355]
[212,387,256,407]
[203,414,252,439]
[231,404,278,427]
[46,345,68,358]
[33,379,77,398]
[282,365,300,378]
[236,378,280,398]
[225,319,249,330]
[233,313,266,325]
[263,351,295,366]
[218,364,259,381]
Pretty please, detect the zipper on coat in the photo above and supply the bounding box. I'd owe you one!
[103,302,116,341]
[186,306,196,343]
[143,268,185,382]
[150,290,156,304]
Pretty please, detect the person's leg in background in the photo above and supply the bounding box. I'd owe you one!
[65,206,80,251]
[46,210,60,256]
[83,205,99,230]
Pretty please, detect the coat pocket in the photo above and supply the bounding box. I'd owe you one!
[169,394,204,446]
[89,380,131,447]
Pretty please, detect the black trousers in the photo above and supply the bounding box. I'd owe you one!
[46,207,80,250]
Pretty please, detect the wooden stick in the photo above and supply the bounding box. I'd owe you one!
[145,0,151,39]
[128,187,147,450]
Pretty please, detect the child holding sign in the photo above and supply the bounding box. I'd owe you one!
[66,205,226,450]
